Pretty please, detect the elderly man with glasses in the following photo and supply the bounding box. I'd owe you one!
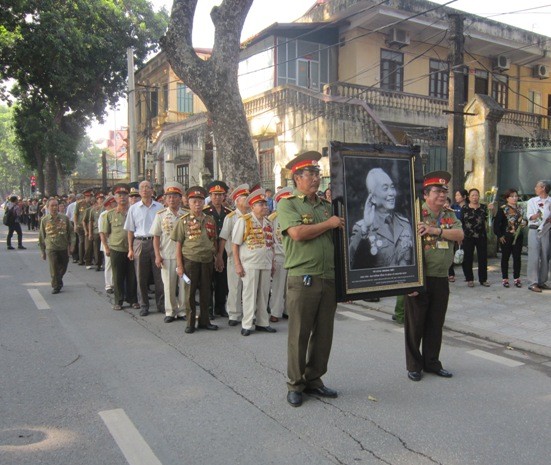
[404,171,463,382]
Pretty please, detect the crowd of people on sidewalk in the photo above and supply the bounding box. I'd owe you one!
[4,156,550,406]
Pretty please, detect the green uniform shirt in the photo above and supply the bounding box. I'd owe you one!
[74,200,89,230]
[277,191,334,279]
[100,209,129,253]
[170,212,217,263]
[90,206,102,234]
[421,202,462,277]
[39,214,75,252]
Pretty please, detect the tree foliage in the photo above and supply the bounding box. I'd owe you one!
[73,136,102,179]
[162,0,261,187]
[1,0,169,194]
[0,105,32,199]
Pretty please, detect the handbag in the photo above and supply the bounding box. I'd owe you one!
[453,246,464,265]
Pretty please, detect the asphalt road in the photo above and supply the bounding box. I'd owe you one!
[1,233,550,465]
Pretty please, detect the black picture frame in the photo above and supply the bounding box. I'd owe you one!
[330,141,424,302]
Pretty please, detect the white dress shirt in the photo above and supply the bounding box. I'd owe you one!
[124,200,163,237]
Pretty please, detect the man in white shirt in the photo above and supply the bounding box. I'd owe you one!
[526,180,551,293]
[124,180,164,316]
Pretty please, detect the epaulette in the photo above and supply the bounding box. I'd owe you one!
[202,205,212,211]
[444,207,455,212]
[242,213,252,220]
[224,206,233,213]
[280,195,295,200]
[178,212,191,220]
[226,211,237,218]
[395,213,410,223]
[268,211,278,222]
[156,208,167,215]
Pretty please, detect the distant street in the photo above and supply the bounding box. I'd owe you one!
[1,226,550,465]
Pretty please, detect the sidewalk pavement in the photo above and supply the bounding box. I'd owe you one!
[355,254,551,358]
[2,224,550,357]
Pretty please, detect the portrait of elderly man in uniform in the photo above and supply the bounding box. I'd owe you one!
[349,167,413,269]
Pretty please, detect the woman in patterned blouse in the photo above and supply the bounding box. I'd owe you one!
[461,188,493,287]
[493,188,525,288]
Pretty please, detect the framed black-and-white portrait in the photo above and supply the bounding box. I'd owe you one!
[330,142,424,302]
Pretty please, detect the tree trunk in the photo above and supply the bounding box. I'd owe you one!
[35,150,45,196]
[162,0,260,188]
[44,153,58,196]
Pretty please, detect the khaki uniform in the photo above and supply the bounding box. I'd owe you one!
[74,199,90,264]
[349,212,413,269]
[404,202,462,372]
[39,213,75,291]
[100,209,137,307]
[171,212,217,328]
[150,207,186,317]
[219,210,244,321]
[277,192,336,392]
[89,206,104,269]
[268,211,288,318]
[98,209,113,291]
[232,213,274,330]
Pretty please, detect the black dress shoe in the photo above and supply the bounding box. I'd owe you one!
[241,328,251,336]
[228,319,239,326]
[164,316,175,323]
[427,368,453,378]
[197,323,218,330]
[407,371,422,381]
[287,391,302,407]
[7,246,15,250]
[217,311,229,317]
[106,288,114,294]
[175,315,187,321]
[304,386,338,398]
[185,326,195,334]
[255,325,277,333]
[17,245,26,249]
[139,308,149,316]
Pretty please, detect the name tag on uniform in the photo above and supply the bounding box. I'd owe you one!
[436,240,449,250]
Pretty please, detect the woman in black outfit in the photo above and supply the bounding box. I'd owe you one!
[461,188,493,287]
[448,189,468,282]
[493,188,525,288]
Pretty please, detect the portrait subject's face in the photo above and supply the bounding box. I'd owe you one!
[370,172,396,211]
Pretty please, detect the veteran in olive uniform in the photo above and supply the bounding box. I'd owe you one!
[39,198,76,294]
[404,171,463,382]
[150,182,187,323]
[277,151,344,407]
[99,184,138,311]
[204,180,232,318]
[171,186,219,334]
[74,188,94,265]
[349,168,413,269]
[88,191,105,271]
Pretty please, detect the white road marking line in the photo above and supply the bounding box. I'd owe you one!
[339,310,374,321]
[99,408,162,465]
[467,349,525,367]
[28,289,50,310]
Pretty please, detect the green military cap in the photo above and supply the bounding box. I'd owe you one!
[285,150,322,173]
[423,171,451,190]
[113,183,130,195]
[186,186,207,199]
[208,180,229,194]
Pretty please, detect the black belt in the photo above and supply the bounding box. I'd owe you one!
[135,236,153,240]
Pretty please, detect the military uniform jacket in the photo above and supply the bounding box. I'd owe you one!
[149,207,186,259]
[268,211,285,258]
[203,204,233,236]
[349,211,413,269]
[90,206,103,234]
[420,202,462,277]
[232,213,274,270]
[170,212,217,263]
[219,209,245,255]
[74,200,89,230]
[100,209,129,253]
[277,192,334,279]
[39,214,75,252]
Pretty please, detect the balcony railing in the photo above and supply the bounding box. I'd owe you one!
[501,109,551,130]
[325,82,448,117]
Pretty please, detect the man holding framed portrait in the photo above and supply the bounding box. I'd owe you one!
[404,171,463,382]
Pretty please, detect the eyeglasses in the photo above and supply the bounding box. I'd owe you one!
[430,188,448,195]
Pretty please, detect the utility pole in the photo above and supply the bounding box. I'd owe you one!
[101,151,108,193]
[127,48,138,182]
[447,14,465,194]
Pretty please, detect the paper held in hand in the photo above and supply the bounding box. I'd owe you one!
[180,273,191,284]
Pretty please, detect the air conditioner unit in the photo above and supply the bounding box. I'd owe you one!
[493,55,510,71]
[387,28,410,47]
[533,64,550,79]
